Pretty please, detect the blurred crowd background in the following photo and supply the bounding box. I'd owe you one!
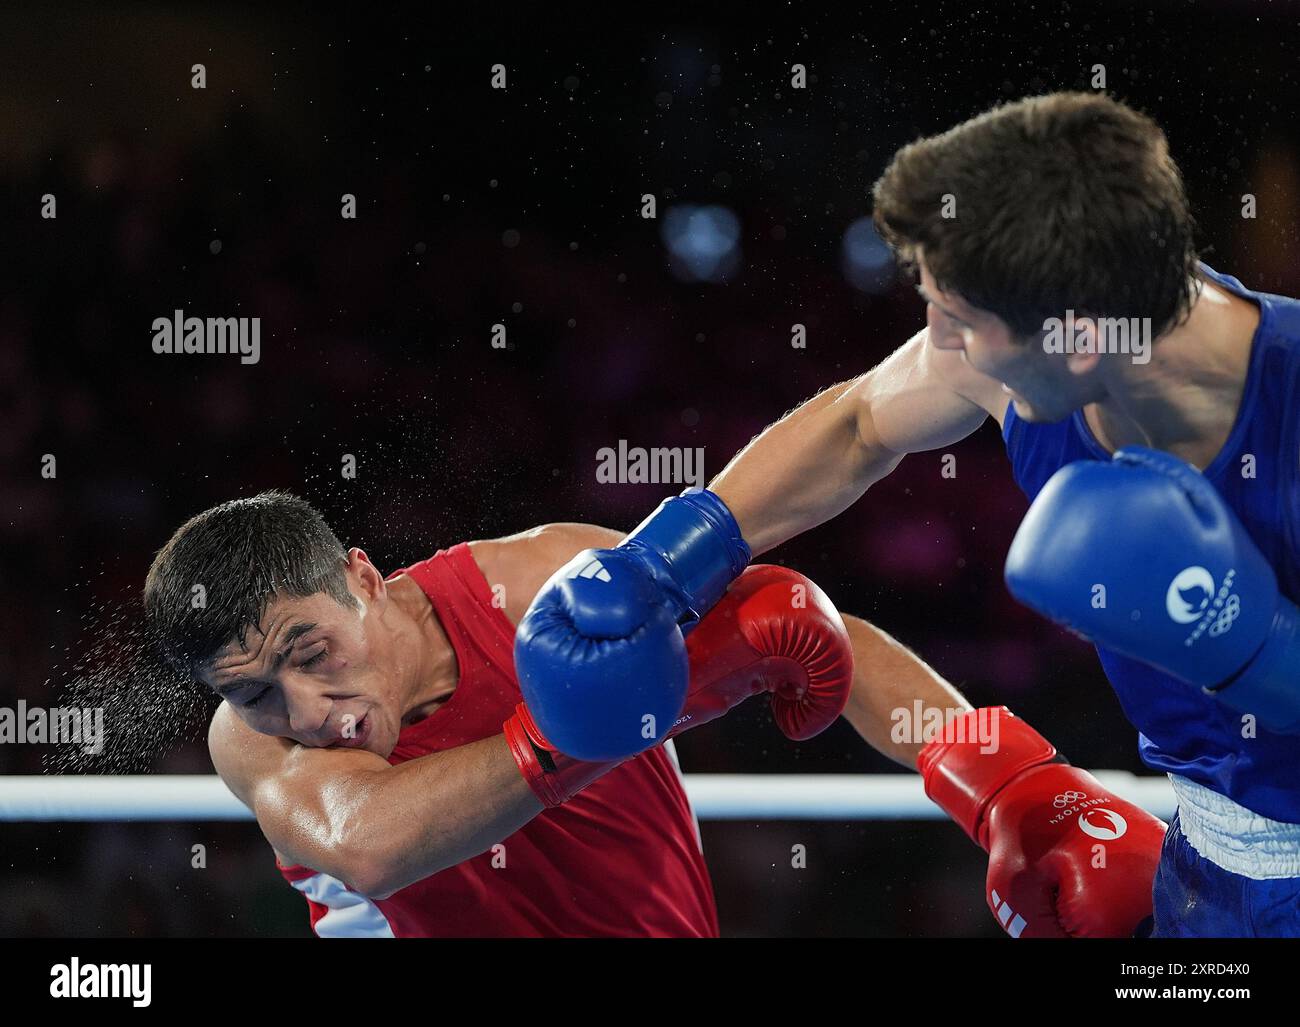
[1,2,1297,936]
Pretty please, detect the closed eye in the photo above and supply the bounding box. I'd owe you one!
[301,649,328,669]
[916,283,971,328]
[244,687,272,708]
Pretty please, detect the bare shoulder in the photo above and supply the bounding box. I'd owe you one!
[467,523,625,626]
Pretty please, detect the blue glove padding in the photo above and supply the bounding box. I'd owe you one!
[1004,446,1300,733]
[514,489,750,760]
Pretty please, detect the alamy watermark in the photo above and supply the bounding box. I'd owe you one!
[596,440,705,488]
[50,958,151,1007]
[890,702,1000,753]
[1042,310,1151,365]
[0,701,104,754]
[151,309,261,365]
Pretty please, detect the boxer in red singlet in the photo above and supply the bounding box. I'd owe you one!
[143,491,853,936]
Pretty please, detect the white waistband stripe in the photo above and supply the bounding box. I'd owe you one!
[1169,774,1300,880]
[289,871,396,939]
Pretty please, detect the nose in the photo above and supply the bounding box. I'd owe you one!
[926,305,965,351]
[283,682,331,737]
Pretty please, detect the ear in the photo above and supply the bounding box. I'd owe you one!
[347,547,387,603]
[1065,317,1103,376]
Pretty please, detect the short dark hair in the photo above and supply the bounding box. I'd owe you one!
[144,491,358,678]
[872,91,1200,339]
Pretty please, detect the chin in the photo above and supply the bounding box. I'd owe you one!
[1012,396,1074,424]
[371,723,396,758]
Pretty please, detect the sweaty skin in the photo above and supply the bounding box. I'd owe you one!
[207,523,961,899]
[711,256,1261,556]
[205,528,587,899]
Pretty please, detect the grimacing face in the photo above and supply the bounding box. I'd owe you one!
[917,255,1103,423]
[198,552,404,757]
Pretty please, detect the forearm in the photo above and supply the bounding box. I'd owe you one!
[289,735,544,897]
[839,614,972,769]
[710,376,899,556]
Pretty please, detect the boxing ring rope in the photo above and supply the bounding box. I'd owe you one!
[0,772,1178,821]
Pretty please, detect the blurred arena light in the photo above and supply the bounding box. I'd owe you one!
[843,216,895,294]
[662,204,742,283]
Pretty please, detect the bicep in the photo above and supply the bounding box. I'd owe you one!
[855,329,998,456]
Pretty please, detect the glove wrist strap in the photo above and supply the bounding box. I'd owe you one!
[504,704,623,808]
[623,488,750,628]
[917,707,1060,847]
[1210,598,1300,734]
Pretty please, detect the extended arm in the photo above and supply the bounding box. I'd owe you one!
[711,329,998,555]
[838,613,971,768]
[834,607,1165,939]
[512,328,1004,760]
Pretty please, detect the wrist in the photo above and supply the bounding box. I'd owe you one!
[623,488,750,626]
[504,704,623,808]
[1208,598,1300,733]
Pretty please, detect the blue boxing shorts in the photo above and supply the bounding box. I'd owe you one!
[1152,775,1300,937]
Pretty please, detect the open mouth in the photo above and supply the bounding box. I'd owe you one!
[328,713,370,748]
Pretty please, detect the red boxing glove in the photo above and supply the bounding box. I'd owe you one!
[918,707,1166,938]
[675,564,852,739]
[506,564,853,806]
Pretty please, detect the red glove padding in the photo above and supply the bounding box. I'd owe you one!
[675,563,853,739]
[918,707,1167,938]
[507,564,853,806]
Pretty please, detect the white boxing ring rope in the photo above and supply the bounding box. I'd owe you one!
[0,772,1178,822]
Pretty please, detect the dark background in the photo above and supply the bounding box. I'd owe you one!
[1,1,1297,936]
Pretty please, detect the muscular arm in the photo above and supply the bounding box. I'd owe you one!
[209,522,624,900]
[710,328,1005,555]
[838,613,972,769]
[210,712,540,899]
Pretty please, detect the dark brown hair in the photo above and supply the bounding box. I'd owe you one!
[872,91,1199,339]
[144,491,358,679]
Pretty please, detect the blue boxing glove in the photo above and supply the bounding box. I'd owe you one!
[1005,446,1300,733]
[514,489,750,760]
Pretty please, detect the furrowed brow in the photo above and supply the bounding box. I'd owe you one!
[271,621,319,671]
[211,620,320,690]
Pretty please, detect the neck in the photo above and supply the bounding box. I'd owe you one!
[1084,276,1259,469]
[387,575,459,726]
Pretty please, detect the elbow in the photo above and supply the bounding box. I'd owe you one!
[339,837,490,900]
[354,879,399,902]
[325,814,403,899]
[344,846,464,900]
[315,778,406,899]
[339,850,401,900]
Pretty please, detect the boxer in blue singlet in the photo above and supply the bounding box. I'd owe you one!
[1002,262,1300,935]
[516,91,1300,936]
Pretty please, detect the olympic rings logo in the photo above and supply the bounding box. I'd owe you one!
[1208,594,1241,636]
[1053,791,1087,808]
